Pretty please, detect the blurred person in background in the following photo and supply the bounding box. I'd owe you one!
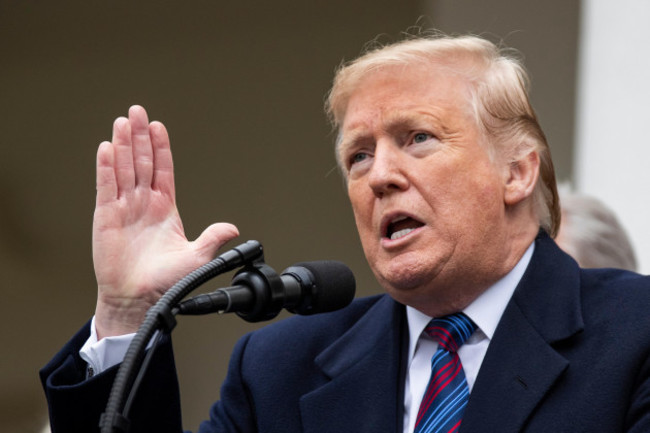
[556,185,637,271]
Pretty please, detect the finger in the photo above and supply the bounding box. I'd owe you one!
[149,120,175,199]
[112,116,135,195]
[96,141,117,206]
[192,223,240,260]
[129,105,154,188]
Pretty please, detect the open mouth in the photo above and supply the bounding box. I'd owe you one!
[385,215,425,240]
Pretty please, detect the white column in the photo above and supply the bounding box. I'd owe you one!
[575,0,650,273]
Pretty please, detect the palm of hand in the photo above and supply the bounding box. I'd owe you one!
[92,106,238,338]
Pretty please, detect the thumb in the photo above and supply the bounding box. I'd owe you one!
[192,222,240,260]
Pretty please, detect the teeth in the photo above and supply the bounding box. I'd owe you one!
[391,215,408,224]
[390,228,415,240]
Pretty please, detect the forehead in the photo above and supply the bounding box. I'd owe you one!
[338,63,475,141]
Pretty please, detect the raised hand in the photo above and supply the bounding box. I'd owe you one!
[92,106,239,339]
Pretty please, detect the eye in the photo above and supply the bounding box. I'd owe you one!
[412,132,432,144]
[350,152,369,166]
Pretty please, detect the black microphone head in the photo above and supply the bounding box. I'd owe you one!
[282,261,355,315]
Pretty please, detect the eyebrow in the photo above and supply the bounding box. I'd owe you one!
[338,108,443,148]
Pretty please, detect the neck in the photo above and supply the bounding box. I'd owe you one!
[406,221,539,318]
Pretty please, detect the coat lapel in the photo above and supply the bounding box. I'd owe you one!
[298,233,583,433]
[461,232,584,433]
[299,295,406,433]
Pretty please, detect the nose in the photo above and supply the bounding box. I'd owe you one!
[367,143,409,197]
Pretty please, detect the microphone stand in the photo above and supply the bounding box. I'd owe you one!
[99,240,264,433]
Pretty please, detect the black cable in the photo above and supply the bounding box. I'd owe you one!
[122,326,163,420]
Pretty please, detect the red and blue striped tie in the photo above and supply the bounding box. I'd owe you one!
[414,313,477,433]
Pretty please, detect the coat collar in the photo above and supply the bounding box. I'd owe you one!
[461,231,584,432]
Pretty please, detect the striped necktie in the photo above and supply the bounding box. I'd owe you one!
[414,313,477,433]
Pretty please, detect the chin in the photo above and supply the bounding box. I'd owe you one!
[374,250,442,283]
[374,261,437,293]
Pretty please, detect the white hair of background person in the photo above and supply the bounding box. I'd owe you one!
[556,184,637,271]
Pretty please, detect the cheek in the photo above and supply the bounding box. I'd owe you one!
[455,158,504,201]
[348,185,374,235]
[351,208,372,244]
[424,168,503,233]
[453,180,505,241]
[348,179,371,213]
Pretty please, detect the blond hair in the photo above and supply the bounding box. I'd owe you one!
[326,34,560,236]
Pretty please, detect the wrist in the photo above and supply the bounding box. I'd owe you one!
[94,295,151,340]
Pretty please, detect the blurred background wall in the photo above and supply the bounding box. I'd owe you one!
[1,1,646,431]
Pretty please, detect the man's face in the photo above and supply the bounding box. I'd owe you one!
[338,63,512,315]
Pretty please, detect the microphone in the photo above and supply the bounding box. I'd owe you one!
[176,260,355,322]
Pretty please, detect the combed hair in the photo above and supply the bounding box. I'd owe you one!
[326,33,560,236]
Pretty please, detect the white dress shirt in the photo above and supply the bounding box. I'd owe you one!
[402,242,534,433]
[79,316,137,377]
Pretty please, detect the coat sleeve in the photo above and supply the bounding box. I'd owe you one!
[40,322,261,433]
[40,321,183,433]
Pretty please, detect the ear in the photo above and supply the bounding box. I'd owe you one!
[504,150,540,206]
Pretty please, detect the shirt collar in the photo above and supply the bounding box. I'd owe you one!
[405,241,535,360]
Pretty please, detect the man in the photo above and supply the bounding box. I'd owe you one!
[41,34,650,432]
